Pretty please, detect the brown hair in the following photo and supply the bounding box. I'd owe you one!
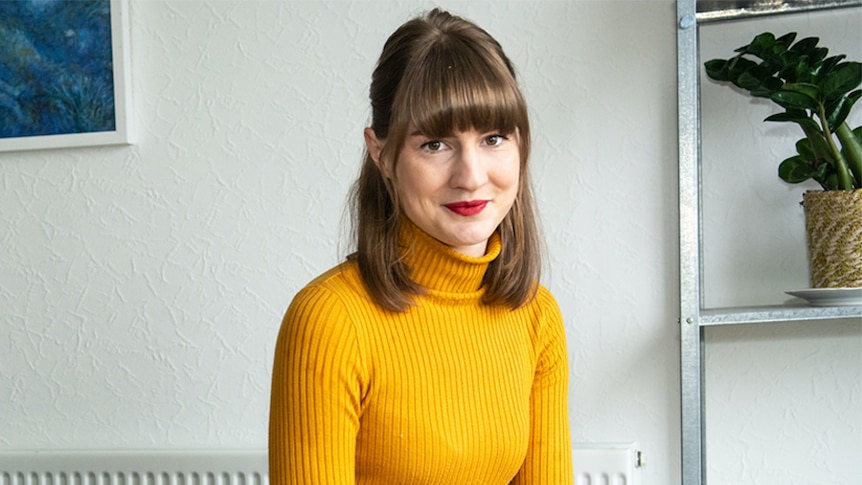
[348,8,541,312]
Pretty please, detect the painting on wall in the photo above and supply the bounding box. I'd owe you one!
[0,0,132,152]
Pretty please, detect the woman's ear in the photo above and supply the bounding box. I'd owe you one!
[364,128,390,178]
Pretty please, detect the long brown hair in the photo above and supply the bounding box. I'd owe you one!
[349,8,541,312]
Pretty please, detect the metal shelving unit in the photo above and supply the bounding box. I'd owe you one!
[675,1,862,483]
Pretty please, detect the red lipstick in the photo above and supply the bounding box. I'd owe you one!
[444,200,488,216]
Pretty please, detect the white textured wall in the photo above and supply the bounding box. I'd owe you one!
[0,1,859,484]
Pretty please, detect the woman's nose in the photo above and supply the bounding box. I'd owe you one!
[450,147,488,190]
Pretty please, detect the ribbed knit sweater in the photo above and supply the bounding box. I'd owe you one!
[269,222,572,484]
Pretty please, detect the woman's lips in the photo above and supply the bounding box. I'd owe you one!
[444,200,489,216]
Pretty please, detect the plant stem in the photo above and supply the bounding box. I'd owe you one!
[818,105,854,189]
[836,122,862,188]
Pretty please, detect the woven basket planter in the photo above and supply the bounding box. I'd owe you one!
[802,189,862,288]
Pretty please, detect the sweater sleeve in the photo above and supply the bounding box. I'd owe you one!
[511,290,573,485]
[269,283,365,485]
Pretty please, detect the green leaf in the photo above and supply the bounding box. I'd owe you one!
[776,32,797,49]
[820,54,846,75]
[764,108,808,121]
[745,32,776,58]
[824,91,861,132]
[809,155,836,190]
[771,89,820,111]
[821,172,840,190]
[751,77,784,97]
[820,62,862,101]
[768,42,788,62]
[779,59,805,83]
[807,130,836,165]
[810,47,829,65]
[736,71,764,91]
[764,111,820,133]
[779,155,814,183]
[796,137,816,160]
[782,82,821,99]
[727,57,759,78]
[704,59,729,81]
[790,36,821,55]
[825,97,854,130]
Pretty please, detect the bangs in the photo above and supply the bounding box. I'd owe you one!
[397,42,527,139]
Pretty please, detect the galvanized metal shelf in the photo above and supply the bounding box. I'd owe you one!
[696,0,862,23]
[676,1,862,484]
[699,305,862,325]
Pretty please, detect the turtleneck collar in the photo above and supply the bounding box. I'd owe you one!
[400,219,502,294]
[399,220,502,295]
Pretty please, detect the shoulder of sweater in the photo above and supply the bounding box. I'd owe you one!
[291,259,370,309]
[283,260,366,339]
[305,261,361,288]
[530,283,561,312]
[521,284,565,332]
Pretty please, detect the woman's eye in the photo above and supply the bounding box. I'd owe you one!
[485,134,508,146]
[422,140,444,152]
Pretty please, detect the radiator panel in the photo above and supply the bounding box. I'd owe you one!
[2,445,640,484]
[573,442,641,485]
[0,452,267,485]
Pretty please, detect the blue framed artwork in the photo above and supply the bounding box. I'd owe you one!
[0,0,132,152]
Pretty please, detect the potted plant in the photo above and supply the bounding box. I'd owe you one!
[704,31,862,289]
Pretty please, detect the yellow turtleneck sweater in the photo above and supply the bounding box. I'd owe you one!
[269,223,572,484]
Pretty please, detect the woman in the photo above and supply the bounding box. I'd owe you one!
[269,8,572,484]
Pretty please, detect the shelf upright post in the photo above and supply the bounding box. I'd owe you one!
[677,0,705,484]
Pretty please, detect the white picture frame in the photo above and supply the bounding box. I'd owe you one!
[0,0,133,152]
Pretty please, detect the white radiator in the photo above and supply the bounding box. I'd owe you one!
[573,442,642,485]
[1,446,641,484]
[0,451,268,485]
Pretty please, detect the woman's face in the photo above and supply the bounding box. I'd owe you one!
[366,126,521,258]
